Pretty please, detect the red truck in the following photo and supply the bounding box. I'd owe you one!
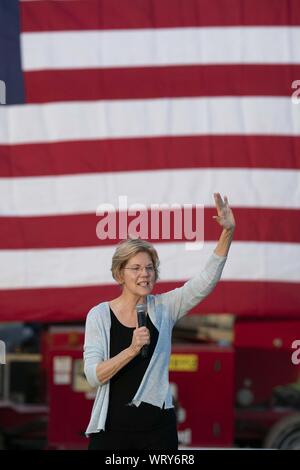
[1,313,300,450]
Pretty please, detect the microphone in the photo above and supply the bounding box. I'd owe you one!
[136,303,148,358]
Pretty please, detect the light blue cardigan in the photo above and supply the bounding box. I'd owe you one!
[84,252,227,435]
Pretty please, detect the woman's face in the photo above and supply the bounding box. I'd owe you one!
[121,251,156,297]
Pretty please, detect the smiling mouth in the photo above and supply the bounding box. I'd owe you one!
[137,282,150,287]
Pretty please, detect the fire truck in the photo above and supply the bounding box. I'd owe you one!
[1,312,300,450]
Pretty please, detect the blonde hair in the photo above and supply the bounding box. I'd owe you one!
[111,238,160,284]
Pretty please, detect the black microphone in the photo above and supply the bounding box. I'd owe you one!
[136,303,148,358]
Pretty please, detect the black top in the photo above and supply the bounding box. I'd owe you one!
[105,308,176,432]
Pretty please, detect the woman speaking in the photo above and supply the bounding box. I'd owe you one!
[84,193,235,450]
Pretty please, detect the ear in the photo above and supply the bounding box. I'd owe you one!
[115,271,124,286]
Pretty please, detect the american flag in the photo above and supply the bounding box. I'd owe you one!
[0,0,300,322]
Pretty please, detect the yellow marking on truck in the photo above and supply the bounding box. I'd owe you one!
[169,354,198,372]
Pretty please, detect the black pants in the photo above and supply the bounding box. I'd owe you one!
[88,422,178,450]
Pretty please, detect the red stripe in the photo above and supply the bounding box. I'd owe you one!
[0,208,299,249]
[24,65,300,103]
[1,136,299,178]
[0,280,299,321]
[20,0,300,32]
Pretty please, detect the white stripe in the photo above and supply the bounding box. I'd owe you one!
[1,168,299,216]
[21,27,300,71]
[0,97,300,145]
[0,242,299,289]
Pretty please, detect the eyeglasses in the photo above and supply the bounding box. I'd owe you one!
[124,266,155,275]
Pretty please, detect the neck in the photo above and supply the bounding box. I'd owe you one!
[113,289,146,313]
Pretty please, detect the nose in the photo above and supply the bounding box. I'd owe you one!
[138,267,153,279]
[139,268,150,277]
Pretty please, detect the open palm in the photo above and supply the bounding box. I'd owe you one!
[213,193,236,231]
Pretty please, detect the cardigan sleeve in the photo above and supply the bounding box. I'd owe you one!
[83,307,105,388]
[158,252,227,324]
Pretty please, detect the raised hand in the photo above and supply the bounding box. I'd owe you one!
[212,193,236,231]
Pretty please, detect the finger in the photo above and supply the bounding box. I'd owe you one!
[224,195,229,206]
[214,192,224,210]
[140,330,148,337]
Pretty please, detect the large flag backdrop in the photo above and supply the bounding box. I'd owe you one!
[0,0,300,321]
